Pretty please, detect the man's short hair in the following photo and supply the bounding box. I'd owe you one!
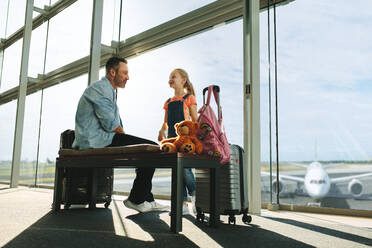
[105,57,127,75]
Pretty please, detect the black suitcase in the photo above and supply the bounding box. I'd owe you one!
[59,129,113,209]
[195,144,252,224]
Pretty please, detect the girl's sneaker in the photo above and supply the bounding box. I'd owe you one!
[183,204,190,215]
[191,195,197,214]
[168,204,190,216]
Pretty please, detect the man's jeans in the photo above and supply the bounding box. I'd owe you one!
[108,133,157,204]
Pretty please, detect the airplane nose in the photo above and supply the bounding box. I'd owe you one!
[308,186,325,199]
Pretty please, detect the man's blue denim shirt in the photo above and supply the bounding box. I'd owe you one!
[72,77,121,150]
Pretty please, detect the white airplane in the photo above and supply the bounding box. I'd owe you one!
[262,161,372,201]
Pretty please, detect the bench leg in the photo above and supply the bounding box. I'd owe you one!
[209,166,220,227]
[89,168,97,209]
[170,158,183,233]
[52,166,63,211]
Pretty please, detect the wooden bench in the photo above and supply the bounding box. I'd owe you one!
[52,144,220,233]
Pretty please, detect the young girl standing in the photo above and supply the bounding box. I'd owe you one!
[158,68,198,215]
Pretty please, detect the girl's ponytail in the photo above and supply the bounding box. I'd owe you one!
[184,81,195,96]
[174,68,195,96]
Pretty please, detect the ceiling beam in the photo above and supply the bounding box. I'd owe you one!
[0,0,294,105]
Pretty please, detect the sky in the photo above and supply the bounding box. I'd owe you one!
[1,0,372,163]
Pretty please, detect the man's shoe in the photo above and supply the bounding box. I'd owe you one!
[123,199,152,213]
[148,201,169,212]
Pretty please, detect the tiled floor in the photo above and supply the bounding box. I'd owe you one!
[0,187,371,248]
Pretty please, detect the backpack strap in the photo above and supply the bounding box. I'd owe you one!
[182,93,190,101]
[167,94,189,108]
[206,85,222,122]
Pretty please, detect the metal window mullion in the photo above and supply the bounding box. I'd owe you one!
[267,0,273,204]
[243,0,261,215]
[10,0,34,188]
[118,0,123,43]
[273,2,280,206]
[4,0,11,38]
[0,49,4,88]
[88,0,104,85]
[0,0,11,88]
[34,0,52,187]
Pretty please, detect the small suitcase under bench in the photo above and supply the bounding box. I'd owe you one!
[58,129,113,210]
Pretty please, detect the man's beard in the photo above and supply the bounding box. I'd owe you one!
[114,76,123,88]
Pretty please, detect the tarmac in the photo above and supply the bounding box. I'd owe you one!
[0,186,371,248]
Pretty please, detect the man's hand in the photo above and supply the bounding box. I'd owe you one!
[113,125,124,134]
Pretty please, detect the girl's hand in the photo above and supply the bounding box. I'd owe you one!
[158,130,166,141]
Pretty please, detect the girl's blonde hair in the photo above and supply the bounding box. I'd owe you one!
[174,68,195,96]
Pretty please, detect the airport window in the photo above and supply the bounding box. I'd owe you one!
[0,101,17,184]
[119,0,216,40]
[2,0,26,38]
[260,4,279,205]
[0,40,23,93]
[19,92,42,185]
[36,76,87,186]
[101,0,122,46]
[268,0,372,211]
[113,20,243,196]
[0,1,8,38]
[33,0,50,13]
[32,1,47,18]
[28,23,48,78]
[44,1,92,73]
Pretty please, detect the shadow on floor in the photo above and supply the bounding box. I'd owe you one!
[2,208,197,248]
[263,216,372,246]
[4,207,323,248]
[128,212,315,248]
[187,215,315,248]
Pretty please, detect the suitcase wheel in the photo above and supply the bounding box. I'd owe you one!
[196,212,205,223]
[242,214,252,224]
[228,215,236,225]
[196,207,205,223]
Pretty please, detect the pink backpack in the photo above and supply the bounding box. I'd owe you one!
[196,85,230,164]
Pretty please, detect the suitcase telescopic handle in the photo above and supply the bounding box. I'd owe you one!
[203,85,220,97]
[202,85,220,104]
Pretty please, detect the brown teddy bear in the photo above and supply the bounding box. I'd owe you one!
[160,120,203,154]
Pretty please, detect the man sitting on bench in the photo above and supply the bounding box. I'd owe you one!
[72,56,168,213]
